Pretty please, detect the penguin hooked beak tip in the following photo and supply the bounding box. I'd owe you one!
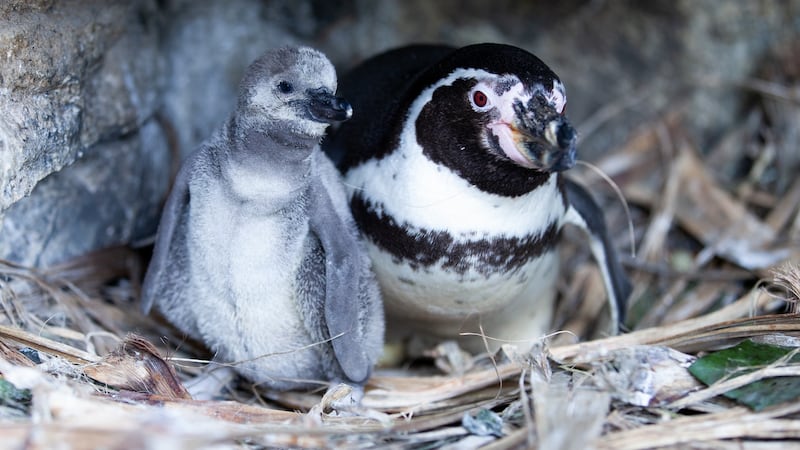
[542,118,577,171]
[508,103,577,173]
[307,88,353,124]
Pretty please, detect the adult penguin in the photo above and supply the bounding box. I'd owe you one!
[324,43,631,353]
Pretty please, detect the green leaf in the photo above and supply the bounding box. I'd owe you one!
[0,378,32,413]
[688,339,800,411]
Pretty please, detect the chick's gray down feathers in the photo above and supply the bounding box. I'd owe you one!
[141,46,383,390]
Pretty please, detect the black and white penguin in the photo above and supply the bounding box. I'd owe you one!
[142,47,384,391]
[324,43,631,353]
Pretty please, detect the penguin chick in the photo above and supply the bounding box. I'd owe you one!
[324,43,631,354]
[141,47,384,390]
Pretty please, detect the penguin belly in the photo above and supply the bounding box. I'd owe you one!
[374,241,560,353]
[188,182,325,388]
[346,147,567,353]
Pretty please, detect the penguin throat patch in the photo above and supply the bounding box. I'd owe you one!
[350,194,560,276]
[415,80,552,198]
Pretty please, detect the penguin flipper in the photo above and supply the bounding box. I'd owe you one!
[308,155,374,384]
[562,178,632,330]
[141,155,192,315]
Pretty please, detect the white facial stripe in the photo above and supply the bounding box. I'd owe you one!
[404,67,496,134]
[547,79,566,113]
[470,80,529,118]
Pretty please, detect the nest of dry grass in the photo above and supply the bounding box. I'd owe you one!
[2,49,800,450]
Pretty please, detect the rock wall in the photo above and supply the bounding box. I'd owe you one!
[1,0,798,266]
[0,0,167,265]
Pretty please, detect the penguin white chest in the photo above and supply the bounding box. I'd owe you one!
[346,143,567,321]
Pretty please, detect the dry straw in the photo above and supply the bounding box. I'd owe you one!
[2,50,800,448]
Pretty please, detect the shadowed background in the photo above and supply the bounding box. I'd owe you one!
[2,0,798,268]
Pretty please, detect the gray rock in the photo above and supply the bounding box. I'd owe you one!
[0,0,163,213]
[159,0,298,158]
[0,0,166,266]
[0,119,170,267]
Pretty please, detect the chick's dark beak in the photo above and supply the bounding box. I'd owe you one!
[307,88,353,123]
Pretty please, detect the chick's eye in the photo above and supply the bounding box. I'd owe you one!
[472,90,488,108]
[277,81,293,94]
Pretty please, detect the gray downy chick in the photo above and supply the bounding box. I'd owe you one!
[141,47,384,391]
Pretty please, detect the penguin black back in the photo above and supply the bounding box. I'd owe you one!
[326,44,454,168]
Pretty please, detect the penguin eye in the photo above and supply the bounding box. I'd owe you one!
[472,90,489,108]
[277,81,294,94]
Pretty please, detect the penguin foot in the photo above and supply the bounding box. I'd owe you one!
[423,340,475,376]
[306,383,391,423]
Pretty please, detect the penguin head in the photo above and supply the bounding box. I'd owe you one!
[237,47,352,139]
[414,44,576,175]
[469,72,575,172]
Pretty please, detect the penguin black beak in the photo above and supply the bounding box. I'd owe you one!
[307,88,353,123]
[509,99,577,172]
[541,117,577,171]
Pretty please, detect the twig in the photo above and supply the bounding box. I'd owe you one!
[0,324,100,364]
[668,365,800,410]
[549,288,775,364]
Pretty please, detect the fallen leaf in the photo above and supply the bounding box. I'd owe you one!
[689,339,800,411]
